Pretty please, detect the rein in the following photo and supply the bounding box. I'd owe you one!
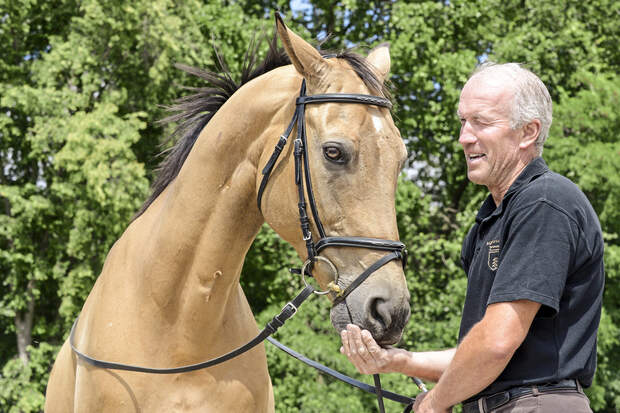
[70,79,419,412]
[69,285,314,374]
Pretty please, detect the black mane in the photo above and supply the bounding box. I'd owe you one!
[133,35,390,220]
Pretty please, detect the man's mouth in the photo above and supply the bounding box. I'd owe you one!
[468,153,485,161]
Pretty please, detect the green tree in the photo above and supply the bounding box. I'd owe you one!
[253,1,620,411]
[1,0,265,409]
[1,1,618,412]
[546,70,620,409]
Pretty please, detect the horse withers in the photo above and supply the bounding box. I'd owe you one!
[45,15,410,413]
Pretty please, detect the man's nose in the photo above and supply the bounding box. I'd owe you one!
[459,122,476,146]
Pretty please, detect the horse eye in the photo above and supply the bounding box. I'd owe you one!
[323,146,346,163]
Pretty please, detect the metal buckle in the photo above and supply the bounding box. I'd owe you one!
[302,231,312,241]
[275,135,288,150]
[300,256,339,295]
[282,301,298,316]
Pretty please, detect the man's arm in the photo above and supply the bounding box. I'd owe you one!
[418,299,541,412]
[340,325,455,382]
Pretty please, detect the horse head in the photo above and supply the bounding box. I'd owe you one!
[259,16,410,345]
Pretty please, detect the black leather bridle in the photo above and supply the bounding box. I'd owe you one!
[257,79,408,303]
[69,78,417,412]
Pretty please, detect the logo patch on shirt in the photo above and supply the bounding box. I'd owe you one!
[486,240,500,271]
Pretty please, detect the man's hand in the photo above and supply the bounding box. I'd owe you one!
[339,324,406,374]
[412,390,452,413]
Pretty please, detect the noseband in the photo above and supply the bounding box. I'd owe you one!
[257,80,407,303]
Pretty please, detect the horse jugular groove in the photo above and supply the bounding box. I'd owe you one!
[45,12,411,413]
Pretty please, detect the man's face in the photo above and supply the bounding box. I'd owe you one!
[457,74,524,197]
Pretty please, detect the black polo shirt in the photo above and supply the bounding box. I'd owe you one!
[459,157,605,398]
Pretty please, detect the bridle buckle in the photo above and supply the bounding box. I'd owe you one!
[281,301,298,317]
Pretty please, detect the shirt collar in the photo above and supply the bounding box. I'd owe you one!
[475,157,549,223]
[503,157,549,198]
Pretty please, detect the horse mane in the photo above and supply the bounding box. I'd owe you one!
[132,35,390,221]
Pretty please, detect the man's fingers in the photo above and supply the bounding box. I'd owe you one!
[340,325,375,373]
[340,329,351,356]
[340,325,397,375]
[361,329,380,353]
[341,325,363,357]
[361,329,390,370]
[412,391,428,411]
[348,325,373,363]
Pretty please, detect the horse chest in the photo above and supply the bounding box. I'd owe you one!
[158,377,259,412]
[74,368,269,413]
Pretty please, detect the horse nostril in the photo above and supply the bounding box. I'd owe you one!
[362,292,410,345]
[368,297,392,331]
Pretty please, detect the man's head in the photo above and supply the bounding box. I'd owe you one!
[457,62,552,202]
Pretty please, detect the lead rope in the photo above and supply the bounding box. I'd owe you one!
[374,374,386,413]
[266,336,416,407]
[403,377,429,413]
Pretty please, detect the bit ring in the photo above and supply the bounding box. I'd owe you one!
[300,256,339,295]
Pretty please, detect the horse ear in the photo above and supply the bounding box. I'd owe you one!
[367,43,391,84]
[275,12,327,81]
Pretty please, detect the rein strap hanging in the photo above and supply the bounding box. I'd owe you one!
[70,285,314,374]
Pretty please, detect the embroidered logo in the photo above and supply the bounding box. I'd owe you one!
[486,240,500,271]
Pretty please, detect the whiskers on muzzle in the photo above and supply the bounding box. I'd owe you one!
[330,293,410,346]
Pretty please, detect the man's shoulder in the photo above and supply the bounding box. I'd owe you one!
[510,168,601,237]
[513,169,588,211]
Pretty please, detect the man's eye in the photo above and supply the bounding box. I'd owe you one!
[323,146,346,163]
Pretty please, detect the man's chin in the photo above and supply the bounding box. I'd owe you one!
[467,170,487,186]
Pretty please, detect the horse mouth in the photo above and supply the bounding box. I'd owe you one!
[330,300,410,346]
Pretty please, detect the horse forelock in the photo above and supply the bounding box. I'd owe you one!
[132,34,390,221]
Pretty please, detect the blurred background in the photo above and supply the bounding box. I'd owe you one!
[1,1,618,411]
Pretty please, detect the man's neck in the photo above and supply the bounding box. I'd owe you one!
[489,155,536,206]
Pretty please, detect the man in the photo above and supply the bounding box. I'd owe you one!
[340,62,605,413]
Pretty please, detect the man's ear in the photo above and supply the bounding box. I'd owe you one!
[366,43,391,84]
[275,12,327,82]
[519,119,541,150]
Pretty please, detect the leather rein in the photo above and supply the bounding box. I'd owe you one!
[70,79,418,412]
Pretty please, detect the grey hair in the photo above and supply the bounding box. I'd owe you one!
[471,62,552,156]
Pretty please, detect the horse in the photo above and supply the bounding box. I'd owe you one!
[45,15,410,412]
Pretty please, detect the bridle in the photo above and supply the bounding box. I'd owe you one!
[257,79,407,303]
[69,78,419,412]
[257,79,412,412]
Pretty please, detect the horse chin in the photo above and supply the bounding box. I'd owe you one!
[329,302,407,346]
[329,302,355,333]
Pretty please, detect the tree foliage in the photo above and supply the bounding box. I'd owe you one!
[1,0,618,412]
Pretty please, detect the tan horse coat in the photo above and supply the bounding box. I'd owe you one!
[45,16,408,412]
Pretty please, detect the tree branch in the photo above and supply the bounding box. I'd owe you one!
[15,279,35,365]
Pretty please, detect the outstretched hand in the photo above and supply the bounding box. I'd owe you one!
[340,324,451,413]
[339,324,405,375]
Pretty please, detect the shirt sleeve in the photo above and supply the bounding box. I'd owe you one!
[488,200,577,317]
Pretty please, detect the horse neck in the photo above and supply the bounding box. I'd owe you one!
[123,68,300,331]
